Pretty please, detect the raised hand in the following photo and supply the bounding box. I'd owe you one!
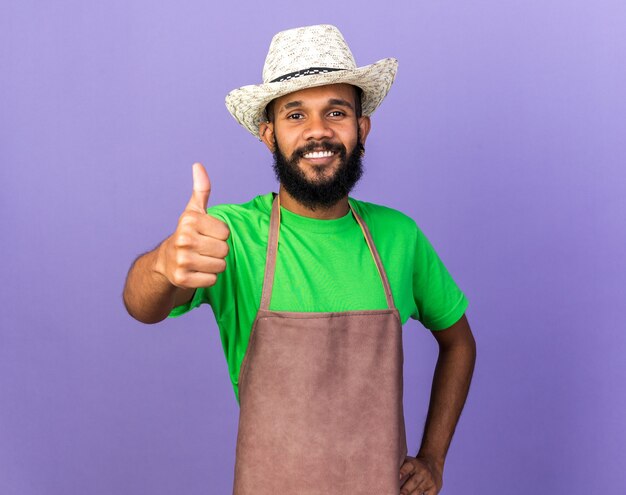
[155,163,231,289]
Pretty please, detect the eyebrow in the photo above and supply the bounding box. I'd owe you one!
[281,100,303,111]
[279,98,355,113]
[328,98,354,110]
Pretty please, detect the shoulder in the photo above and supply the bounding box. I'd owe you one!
[206,193,273,225]
[348,198,419,239]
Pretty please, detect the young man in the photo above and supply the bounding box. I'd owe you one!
[124,25,476,495]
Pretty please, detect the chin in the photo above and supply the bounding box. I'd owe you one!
[299,162,340,178]
[302,171,339,186]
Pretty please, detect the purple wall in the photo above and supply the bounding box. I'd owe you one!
[2,1,625,493]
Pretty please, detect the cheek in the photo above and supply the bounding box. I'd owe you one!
[335,122,359,140]
[273,136,297,162]
[276,134,301,158]
[341,133,357,153]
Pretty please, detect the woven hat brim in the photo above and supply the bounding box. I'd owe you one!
[225,57,398,138]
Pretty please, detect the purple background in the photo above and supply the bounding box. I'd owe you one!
[2,1,625,493]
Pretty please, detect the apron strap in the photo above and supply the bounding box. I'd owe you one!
[349,202,396,310]
[259,195,282,311]
[259,196,397,311]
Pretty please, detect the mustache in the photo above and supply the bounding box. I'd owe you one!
[294,140,346,158]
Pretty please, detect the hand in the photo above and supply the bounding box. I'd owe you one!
[399,455,443,495]
[155,163,231,289]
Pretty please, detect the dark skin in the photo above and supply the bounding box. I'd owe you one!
[399,314,476,495]
[259,84,370,220]
[123,83,476,494]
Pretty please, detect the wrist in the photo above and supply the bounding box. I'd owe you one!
[153,238,170,280]
[415,451,445,474]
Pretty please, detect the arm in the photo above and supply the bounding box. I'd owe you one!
[122,245,196,324]
[400,314,476,494]
[122,163,230,324]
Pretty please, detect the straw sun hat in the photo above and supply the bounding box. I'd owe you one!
[225,24,398,138]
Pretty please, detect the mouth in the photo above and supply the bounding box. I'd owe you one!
[302,150,336,160]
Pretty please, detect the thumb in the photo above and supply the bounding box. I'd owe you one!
[187,162,211,212]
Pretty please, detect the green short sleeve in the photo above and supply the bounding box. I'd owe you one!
[411,226,468,331]
[168,287,208,318]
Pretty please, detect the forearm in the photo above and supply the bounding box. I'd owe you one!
[122,243,193,324]
[417,332,476,469]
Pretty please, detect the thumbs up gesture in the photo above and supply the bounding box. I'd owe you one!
[155,163,231,289]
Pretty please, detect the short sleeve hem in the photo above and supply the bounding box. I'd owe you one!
[168,289,205,318]
[422,293,469,331]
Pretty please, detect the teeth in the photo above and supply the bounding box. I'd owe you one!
[303,150,334,159]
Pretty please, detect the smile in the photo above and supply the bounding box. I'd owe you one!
[302,150,335,159]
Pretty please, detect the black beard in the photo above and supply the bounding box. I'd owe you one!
[272,138,364,211]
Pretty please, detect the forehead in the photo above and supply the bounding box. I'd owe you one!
[272,83,357,111]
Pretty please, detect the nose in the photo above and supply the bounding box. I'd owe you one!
[302,114,334,141]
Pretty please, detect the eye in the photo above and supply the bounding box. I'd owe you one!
[328,110,345,117]
[287,113,304,120]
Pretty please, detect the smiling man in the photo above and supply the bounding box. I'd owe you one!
[263,83,368,216]
[123,25,476,495]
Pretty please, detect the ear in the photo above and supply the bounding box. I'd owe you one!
[259,121,276,152]
[357,116,371,146]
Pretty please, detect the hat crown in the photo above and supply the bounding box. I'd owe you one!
[262,25,357,83]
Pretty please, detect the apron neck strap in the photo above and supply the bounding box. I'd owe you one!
[259,195,282,310]
[259,195,397,311]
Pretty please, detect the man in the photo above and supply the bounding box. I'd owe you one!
[123,25,476,495]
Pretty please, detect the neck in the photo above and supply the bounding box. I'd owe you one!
[278,186,350,219]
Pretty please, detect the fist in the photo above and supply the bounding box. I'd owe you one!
[156,163,231,289]
[399,455,443,495]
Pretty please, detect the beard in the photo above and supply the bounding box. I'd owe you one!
[272,137,364,211]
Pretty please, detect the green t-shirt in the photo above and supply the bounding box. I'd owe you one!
[170,193,468,401]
